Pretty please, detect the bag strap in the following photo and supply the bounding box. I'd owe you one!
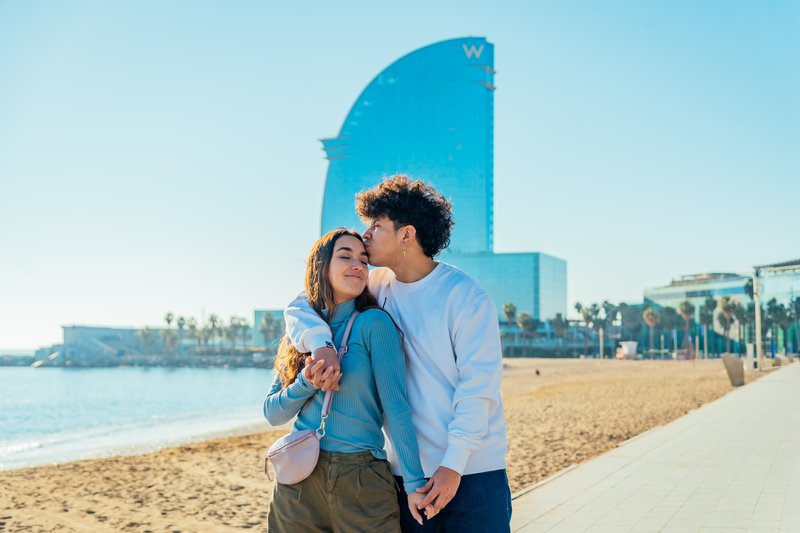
[316,311,359,437]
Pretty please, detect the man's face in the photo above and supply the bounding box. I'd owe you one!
[361,215,403,267]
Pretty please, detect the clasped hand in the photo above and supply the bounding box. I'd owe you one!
[302,346,342,390]
[415,466,461,520]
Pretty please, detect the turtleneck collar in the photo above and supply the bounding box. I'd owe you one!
[324,298,357,325]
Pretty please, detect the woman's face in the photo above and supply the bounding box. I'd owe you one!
[327,235,369,304]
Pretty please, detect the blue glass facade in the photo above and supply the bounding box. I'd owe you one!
[320,37,567,320]
[447,252,567,320]
[321,37,494,253]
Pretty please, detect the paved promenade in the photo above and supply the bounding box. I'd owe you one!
[511,362,800,532]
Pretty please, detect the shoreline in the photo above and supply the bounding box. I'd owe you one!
[0,420,276,474]
[1,359,760,531]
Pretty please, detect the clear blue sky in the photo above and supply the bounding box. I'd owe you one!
[1,1,798,349]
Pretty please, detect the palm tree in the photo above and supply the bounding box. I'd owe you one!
[747,302,769,341]
[200,324,212,347]
[642,307,660,356]
[230,315,250,348]
[744,279,754,301]
[162,330,178,353]
[575,303,586,354]
[732,302,746,355]
[176,316,186,356]
[225,319,239,349]
[678,300,695,358]
[601,301,618,356]
[660,306,681,353]
[718,296,737,354]
[139,327,154,355]
[765,298,786,355]
[619,303,643,342]
[208,314,220,346]
[575,303,600,356]
[789,297,800,355]
[700,296,717,356]
[260,313,278,347]
[549,313,569,345]
[776,303,791,355]
[517,312,539,338]
[574,303,584,323]
[187,318,199,347]
[162,312,175,353]
[741,279,756,346]
[602,301,618,332]
[503,303,517,325]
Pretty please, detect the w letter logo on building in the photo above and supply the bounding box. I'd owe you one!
[462,43,484,59]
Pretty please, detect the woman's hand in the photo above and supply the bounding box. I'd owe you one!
[303,356,341,389]
[311,346,342,391]
[406,492,425,525]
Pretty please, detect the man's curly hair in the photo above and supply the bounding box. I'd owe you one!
[355,175,455,258]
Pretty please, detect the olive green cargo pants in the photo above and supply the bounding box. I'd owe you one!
[268,450,401,532]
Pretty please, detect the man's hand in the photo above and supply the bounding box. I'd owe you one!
[303,356,339,388]
[416,466,461,519]
[303,356,341,390]
[406,492,425,525]
[310,346,341,391]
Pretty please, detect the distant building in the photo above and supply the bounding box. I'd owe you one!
[644,273,750,310]
[645,260,800,312]
[643,258,800,352]
[755,258,800,306]
[62,325,158,364]
[318,37,566,320]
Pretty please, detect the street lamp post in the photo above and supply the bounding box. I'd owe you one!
[754,268,765,371]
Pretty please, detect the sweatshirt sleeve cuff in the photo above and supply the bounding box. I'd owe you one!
[292,371,318,394]
[403,477,427,494]
[439,442,471,475]
[305,330,333,353]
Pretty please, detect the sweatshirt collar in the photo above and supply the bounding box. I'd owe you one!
[391,262,444,292]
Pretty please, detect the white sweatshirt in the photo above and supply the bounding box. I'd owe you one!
[284,262,508,477]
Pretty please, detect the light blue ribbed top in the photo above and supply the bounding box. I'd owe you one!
[263,299,425,493]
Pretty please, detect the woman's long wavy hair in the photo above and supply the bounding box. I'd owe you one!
[274,228,378,388]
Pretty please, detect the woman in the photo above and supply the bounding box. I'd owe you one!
[264,228,426,532]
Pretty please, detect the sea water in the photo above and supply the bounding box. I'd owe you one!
[0,366,274,470]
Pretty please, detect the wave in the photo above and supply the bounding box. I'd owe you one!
[0,406,266,471]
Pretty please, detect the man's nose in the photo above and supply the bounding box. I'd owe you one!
[362,228,371,240]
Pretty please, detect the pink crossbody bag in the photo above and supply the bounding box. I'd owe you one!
[264,311,359,485]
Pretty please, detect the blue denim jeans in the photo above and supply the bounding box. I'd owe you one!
[395,469,512,533]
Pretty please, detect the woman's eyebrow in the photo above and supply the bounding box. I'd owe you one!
[336,245,369,258]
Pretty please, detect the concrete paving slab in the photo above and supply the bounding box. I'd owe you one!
[512,363,800,532]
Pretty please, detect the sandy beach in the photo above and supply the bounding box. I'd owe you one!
[0,359,759,532]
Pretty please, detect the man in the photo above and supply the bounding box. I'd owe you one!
[285,175,510,532]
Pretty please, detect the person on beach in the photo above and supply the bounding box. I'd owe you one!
[263,228,427,532]
[284,176,511,532]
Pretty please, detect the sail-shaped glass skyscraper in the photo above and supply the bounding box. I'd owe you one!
[320,37,566,320]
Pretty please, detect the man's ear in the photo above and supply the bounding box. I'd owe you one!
[401,225,417,246]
